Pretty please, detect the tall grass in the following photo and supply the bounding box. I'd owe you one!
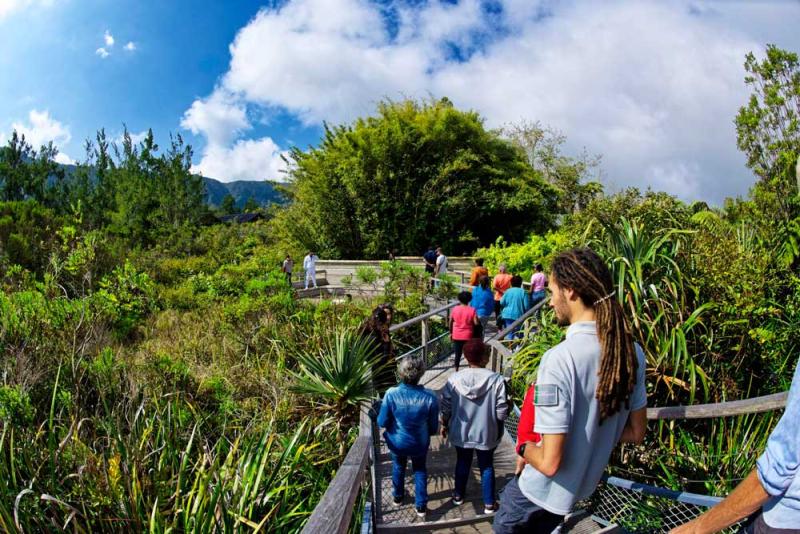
[0,394,342,533]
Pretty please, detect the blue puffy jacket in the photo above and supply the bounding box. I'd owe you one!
[377,383,439,457]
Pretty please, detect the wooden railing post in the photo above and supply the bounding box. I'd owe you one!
[421,319,429,360]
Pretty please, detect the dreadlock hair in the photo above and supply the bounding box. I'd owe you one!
[550,247,637,423]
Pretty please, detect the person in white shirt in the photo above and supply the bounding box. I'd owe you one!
[303,251,318,289]
[434,247,448,287]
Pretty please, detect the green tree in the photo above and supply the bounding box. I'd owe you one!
[501,120,603,214]
[273,98,559,258]
[243,196,260,213]
[220,194,237,215]
[735,45,800,217]
[0,132,65,206]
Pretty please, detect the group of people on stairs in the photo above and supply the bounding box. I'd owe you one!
[374,246,800,533]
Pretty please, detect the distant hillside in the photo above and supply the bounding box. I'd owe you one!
[203,178,286,208]
[55,163,285,208]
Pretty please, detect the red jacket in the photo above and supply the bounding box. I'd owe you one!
[516,384,542,454]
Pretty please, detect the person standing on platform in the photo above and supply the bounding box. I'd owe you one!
[450,291,479,371]
[470,258,489,286]
[499,275,529,339]
[435,246,448,278]
[529,263,547,308]
[441,339,509,515]
[282,255,294,285]
[493,248,647,534]
[377,357,439,519]
[471,275,495,340]
[303,251,318,289]
[360,307,394,393]
[492,264,513,327]
[423,245,437,276]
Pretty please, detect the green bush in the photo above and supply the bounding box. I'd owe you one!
[0,385,34,425]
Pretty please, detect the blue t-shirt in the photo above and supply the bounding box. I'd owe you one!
[500,287,529,321]
[377,383,439,457]
[471,286,495,317]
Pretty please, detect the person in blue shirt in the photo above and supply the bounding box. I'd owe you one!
[671,359,800,533]
[377,356,440,518]
[471,275,495,339]
[500,275,529,340]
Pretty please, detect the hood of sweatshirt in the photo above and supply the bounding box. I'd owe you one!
[451,368,498,400]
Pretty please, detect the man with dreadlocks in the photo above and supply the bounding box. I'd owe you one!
[493,248,647,533]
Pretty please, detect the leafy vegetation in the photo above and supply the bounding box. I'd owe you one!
[0,44,799,529]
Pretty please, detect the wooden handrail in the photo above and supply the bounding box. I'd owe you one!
[389,301,457,332]
[647,391,788,420]
[301,407,373,534]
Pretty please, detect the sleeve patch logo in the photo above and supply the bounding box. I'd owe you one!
[533,384,559,406]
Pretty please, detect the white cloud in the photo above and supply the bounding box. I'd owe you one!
[103,29,114,47]
[95,47,109,58]
[9,109,75,162]
[0,0,53,20]
[54,151,75,165]
[192,137,288,182]
[184,0,800,202]
[124,41,136,51]
[181,90,249,146]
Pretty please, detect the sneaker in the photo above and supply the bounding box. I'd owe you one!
[392,495,403,506]
[483,502,498,515]
[452,493,464,506]
[415,505,427,518]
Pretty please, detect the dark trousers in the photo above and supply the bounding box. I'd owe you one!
[454,446,496,505]
[453,339,467,371]
[493,476,564,534]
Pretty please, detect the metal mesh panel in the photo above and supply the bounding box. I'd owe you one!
[587,477,741,533]
[397,331,453,369]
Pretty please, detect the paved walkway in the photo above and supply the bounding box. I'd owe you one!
[374,325,519,533]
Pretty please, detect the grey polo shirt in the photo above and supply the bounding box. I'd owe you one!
[518,321,647,515]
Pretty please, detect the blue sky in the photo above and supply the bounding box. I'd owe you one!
[1,0,799,204]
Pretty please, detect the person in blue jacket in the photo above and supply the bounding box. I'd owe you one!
[471,275,495,339]
[377,356,440,518]
[500,275,529,340]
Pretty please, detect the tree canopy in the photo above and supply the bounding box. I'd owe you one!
[273,98,563,259]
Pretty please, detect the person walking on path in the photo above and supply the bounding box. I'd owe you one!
[529,263,547,308]
[359,307,394,393]
[471,276,495,340]
[377,357,440,519]
[499,275,529,339]
[281,255,294,285]
[469,258,489,286]
[670,358,800,534]
[450,291,479,371]
[441,339,510,515]
[492,264,513,327]
[303,251,318,289]
[493,247,647,534]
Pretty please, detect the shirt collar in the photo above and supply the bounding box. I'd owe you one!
[565,321,596,339]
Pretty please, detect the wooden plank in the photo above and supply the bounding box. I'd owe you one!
[302,436,372,534]
[647,392,788,420]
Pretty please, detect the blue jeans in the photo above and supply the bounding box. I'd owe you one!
[454,446,496,505]
[391,453,428,507]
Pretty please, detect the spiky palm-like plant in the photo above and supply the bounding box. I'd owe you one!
[291,328,387,434]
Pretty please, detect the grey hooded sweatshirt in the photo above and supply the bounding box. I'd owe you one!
[441,367,509,450]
